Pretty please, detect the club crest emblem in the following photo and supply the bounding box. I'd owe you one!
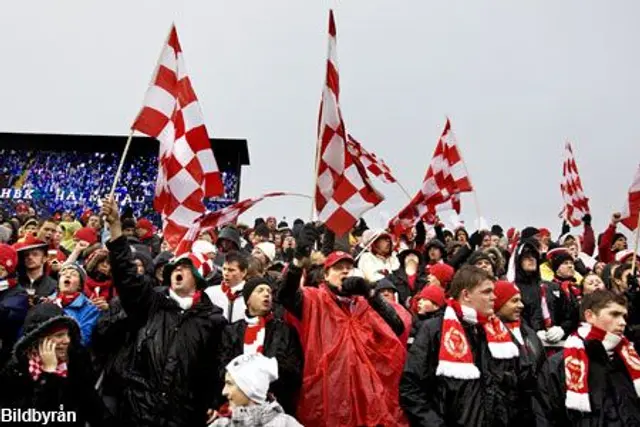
[565,356,586,391]
[444,328,468,359]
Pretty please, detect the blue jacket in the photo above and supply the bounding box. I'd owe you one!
[51,292,101,347]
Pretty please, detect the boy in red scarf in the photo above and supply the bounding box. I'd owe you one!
[534,290,640,425]
[279,224,407,427]
[400,265,524,426]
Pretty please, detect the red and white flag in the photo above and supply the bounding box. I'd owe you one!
[388,118,472,236]
[621,164,640,231]
[314,10,384,236]
[346,134,397,184]
[560,142,591,227]
[132,25,224,248]
[175,192,306,256]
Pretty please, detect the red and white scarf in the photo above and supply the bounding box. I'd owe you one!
[540,283,553,329]
[0,278,17,292]
[437,299,519,379]
[28,353,68,381]
[53,292,81,308]
[506,320,524,345]
[564,323,640,412]
[243,314,273,354]
[221,282,242,302]
[169,289,202,311]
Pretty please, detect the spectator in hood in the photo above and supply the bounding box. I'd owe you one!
[48,263,102,347]
[153,250,174,286]
[510,239,545,333]
[131,247,155,278]
[209,354,302,427]
[466,250,496,277]
[425,239,446,267]
[214,227,243,266]
[400,265,524,426]
[493,280,545,426]
[278,224,407,426]
[266,216,277,232]
[0,243,28,368]
[15,235,57,303]
[534,290,640,425]
[389,248,428,308]
[357,230,400,283]
[217,277,303,416]
[484,247,507,278]
[136,218,161,258]
[375,278,413,345]
[598,212,628,264]
[101,196,227,427]
[0,303,112,426]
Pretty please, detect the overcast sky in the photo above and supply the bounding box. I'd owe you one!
[2,1,639,236]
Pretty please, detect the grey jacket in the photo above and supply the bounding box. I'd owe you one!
[209,401,302,427]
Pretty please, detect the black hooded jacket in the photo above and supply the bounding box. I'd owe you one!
[533,340,640,426]
[106,235,227,427]
[218,316,303,415]
[514,240,546,331]
[0,303,112,426]
[400,316,526,427]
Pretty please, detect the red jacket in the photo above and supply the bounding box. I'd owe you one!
[598,223,617,263]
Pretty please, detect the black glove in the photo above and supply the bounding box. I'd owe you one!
[627,273,639,292]
[341,276,370,296]
[469,231,482,248]
[582,214,592,226]
[294,223,319,260]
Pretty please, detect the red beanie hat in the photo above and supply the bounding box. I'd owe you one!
[0,244,18,276]
[494,280,520,311]
[417,284,445,307]
[136,218,154,231]
[74,227,98,245]
[429,263,455,288]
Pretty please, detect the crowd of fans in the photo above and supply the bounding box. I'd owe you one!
[0,149,240,221]
[0,196,639,426]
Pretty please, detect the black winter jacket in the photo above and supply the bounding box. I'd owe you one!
[533,341,640,426]
[218,316,303,415]
[388,267,428,308]
[0,285,29,368]
[0,345,111,426]
[400,316,526,427]
[107,236,227,427]
[514,323,547,427]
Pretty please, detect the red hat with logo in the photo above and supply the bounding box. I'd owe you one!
[494,281,521,311]
[0,244,18,276]
[324,251,354,270]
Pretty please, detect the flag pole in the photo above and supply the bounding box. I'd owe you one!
[310,137,321,222]
[395,181,413,201]
[632,210,640,276]
[107,130,135,201]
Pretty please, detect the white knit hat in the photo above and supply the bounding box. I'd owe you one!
[254,242,276,263]
[226,353,278,404]
[192,240,217,257]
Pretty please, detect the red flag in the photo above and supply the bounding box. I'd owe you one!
[346,134,397,184]
[132,25,224,247]
[314,10,384,236]
[174,192,305,255]
[560,142,591,227]
[388,118,472,236]
[621,164,640,231]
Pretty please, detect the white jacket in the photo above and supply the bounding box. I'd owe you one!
[357,251,400,283]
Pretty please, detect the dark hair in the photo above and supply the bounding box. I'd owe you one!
[449,265,493,299]
[224,251,248,271]
[38,218,58,228]
[580,289,627,320]
[246,256,265,279]
[613,263,633,281]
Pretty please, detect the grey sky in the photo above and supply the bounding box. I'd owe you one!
[2,1,639,237]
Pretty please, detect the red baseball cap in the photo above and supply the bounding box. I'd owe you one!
[324,251,354,270]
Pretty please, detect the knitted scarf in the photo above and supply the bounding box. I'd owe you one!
[28,353,68,381]
[243,313,274,354]
[563,323,640,412]
[437,299,519,380]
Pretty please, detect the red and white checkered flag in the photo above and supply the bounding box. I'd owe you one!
[621,164,640,231]
[175,192,306,256]
[388,118,473,236]
[560,142,591,227]
[132,24,224,248]
[314,10,384,236]
[346,135,397,184]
